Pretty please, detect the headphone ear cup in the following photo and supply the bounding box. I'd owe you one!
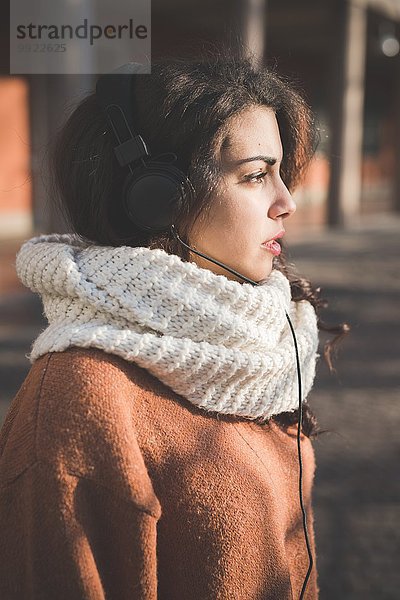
[122,162,192,233]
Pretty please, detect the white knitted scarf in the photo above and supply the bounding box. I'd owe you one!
[16,233,320,421]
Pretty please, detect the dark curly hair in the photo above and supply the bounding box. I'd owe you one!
[50,46,350,439]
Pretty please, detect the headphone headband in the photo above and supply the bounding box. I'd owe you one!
[96,63,150,168]
[95,63,194,234]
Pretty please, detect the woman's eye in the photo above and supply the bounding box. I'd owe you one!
[244,171,268,184]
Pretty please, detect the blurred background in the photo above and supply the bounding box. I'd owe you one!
[1,0,399,597]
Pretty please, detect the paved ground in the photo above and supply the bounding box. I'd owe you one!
[1,212,399,599]
[288,213,400,599]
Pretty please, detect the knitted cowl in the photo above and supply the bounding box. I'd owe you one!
[16,233,320,421]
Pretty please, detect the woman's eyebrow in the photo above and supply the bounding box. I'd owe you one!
[234,155,279,166]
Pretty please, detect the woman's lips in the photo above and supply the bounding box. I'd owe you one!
[261,239,282,256]
[260,230,285,256]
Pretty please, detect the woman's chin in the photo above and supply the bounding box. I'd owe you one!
[255,270,274,284]
[189,251,274,284]
[254,259,274,282]
[239,265,274,285]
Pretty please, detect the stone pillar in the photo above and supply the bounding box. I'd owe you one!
[327,0,367,227]
[394,53,400,213]
[29,74,94,234]
[236,0,267,68]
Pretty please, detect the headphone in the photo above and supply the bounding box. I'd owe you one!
[95,62,195,233]
[96,63,314,599]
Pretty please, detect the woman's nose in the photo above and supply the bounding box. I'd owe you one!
[268,185,297,220]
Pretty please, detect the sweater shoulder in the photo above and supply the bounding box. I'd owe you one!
[0,347,161,516]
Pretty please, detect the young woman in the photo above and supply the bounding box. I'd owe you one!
[0,50,349,599]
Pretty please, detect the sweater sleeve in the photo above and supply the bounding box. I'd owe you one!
[0,460,159,600]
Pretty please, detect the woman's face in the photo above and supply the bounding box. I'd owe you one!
[188,105,296,283]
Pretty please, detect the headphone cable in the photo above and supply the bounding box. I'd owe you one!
[170,224,313,599]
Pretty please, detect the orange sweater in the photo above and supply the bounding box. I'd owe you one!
[0,347,319,599]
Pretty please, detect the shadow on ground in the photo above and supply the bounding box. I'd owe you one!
[288,214,400,599]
